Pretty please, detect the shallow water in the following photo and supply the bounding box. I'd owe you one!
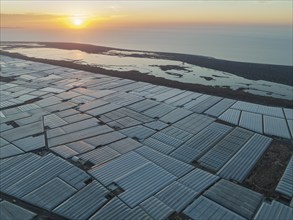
[1,26,292,65]
[1,45,292,100]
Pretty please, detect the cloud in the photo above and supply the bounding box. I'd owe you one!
[109,5,120,12]
[0,13,66,28]
[1,26,23,29]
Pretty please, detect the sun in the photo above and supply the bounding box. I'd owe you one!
[69,16,87,28]
[72,18,83,26]
[65,14,91,29]
[72,17,84,26]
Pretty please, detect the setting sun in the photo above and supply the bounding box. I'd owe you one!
[68,16,88,28]
[72,17,83,26]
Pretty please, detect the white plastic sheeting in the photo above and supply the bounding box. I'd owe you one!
[160,108,192,124]
[89,151,149,186]
[120,125,156,140]
[231,101,284,118]
[22,177,76,210]
[4,155,73,198]
[13,135,45,152]
[143,103,175,118]
[186,95,222,113]
[136,146,193,178]
[155,181,197,212]
[48,125,113,147]
[150,88,184,102]
[89,197,130,220]
[116,162,176,208]
[0,200,37,220]
[199,127,253,171]
[87,103,121,116]
[276,155,293,197]
[79,146,121,165]
[178,168,219,193]
[174,113,215,134]
[102,92,143,106]
[44,113,67,128]
[263,115,291,139]
[140,196,174,219]
[239,111,263,133]
[171,122,232,163]
[219,109,241,125]
[164,91,194,105]
[204,98,236,117]
[51,145,78,159]
[143,137,175,154]
[108,138,142,154]
[218,133,272,182]
[53,181,109,220]
[0,144,24,159]
[284,108,293,120]
[183,196,245,220]
[204,179,263,219]
[254,200,293,220]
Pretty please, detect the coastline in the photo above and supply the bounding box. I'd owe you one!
[0,42,293,108]
[1,49,292,108]
[30,42,293,87]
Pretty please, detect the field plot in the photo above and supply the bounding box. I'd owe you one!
[0,55,292,220]
[276,156,293,198]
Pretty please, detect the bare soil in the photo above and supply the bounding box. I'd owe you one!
[243,140,293,199]
[0,76,15,83]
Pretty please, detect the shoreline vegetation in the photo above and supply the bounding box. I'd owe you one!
[0,42,292,108]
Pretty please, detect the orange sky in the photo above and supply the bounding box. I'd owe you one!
[1,1,292,29]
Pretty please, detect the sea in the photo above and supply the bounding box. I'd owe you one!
[1,25,292,66]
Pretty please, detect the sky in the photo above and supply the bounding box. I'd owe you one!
[1,1,292,30]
